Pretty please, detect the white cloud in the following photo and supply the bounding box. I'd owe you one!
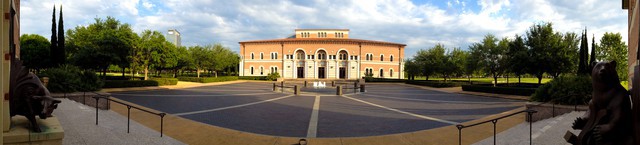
[19,0,629,58]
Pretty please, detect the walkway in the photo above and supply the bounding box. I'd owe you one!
[54,98,185,145]
[474,111,584,145]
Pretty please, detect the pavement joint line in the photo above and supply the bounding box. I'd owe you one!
[306,95,321,138]
[174,94,295,116]
[111,92,276,97]
[359,93,520,104]
[340,94,460,125]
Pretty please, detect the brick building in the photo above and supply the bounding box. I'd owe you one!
[239,29,405,79]
[624,0,639,85]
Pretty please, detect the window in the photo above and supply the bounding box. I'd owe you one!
[260,53,264,60]
[251,53,254,60]
[354,56,358,60]
[339,51,348,60]
[365,54,373,61]
[318,51,326,60]
[260,67,264,75]
[250,67,254,75]
[390,55,394,62]
[296,51,305,59]
[379,69,384,77]
[390,69,393,77]
[380,55,384,61]
[270,66,278,74]
[271,52,278,59]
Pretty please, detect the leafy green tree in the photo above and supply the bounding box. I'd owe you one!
[413,49,435,80]
[172,46,193,77]
[404,59,421,80]
[209,44,239,77]
[464,50,479,82]
[189,45,213,78]
[428,44,447,81]
[469,34,506,86]
[525,22,557,84]
[597,32,628,81]
[577,29,589,74]
[548,32,579,77]
[506,35,529,83]
[447,48,467,78]
[20,34,52,72]
[67,16,137,78]
[135,30,169,80]
[589,34,597,71]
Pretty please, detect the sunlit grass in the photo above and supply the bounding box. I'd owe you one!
[410,77,552,84]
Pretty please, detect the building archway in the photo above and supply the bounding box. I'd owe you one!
[338,50,348,79]
[317,50,327,79]
[295,50,306,78]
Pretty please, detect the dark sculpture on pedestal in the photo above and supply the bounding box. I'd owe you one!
[9,61,61,132]
[565,61,635,145]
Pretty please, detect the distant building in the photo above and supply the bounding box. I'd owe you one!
[239,29,405,79]
[167,29,181,47]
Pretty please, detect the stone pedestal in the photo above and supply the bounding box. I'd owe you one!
[3,116,64,145]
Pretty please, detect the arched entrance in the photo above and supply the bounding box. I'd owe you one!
[317,50,327,79]
[338,50,348,79]
[296,50,305,78]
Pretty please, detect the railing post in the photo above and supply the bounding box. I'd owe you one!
[127,105,132,133]
[360,84,365,92]
[95,97,99,125]
[456,125,463,145]
[332,81,335,87]
[160,113,166,137]
[294,85,299,95]
[273,83,276,91]
[304,81,307,87]
[281,81,284,93]
[336,86,343,95]
[492,120,498,145]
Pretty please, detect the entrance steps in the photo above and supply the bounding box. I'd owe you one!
[473,111,585,145]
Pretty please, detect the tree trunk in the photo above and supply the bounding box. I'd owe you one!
[426,75,429,81]
[144,66,149,80]
[197,69,201,78]
[102,68,107,80]
[537,73,542,84]
[468,75,471,83]
[214,71,218,78]
[506,74,509,85]
[173,69,178,78]
[518,75,521,84]
[122,68,125,78]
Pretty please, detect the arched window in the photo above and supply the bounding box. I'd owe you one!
[250,67,254,75]
[390,69,394,77]
[390,55,394,62]
[339,50,348,60]
[260,53,264,60]
[296,50,305,60]
[260,67,264,75]
[251,53,254,60]
[380,55,384,61]
[379,69,384,77]
[317,50,327,60]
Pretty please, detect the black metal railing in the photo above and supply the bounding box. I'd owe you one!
[85,91,167,137]
[456,109,537,145]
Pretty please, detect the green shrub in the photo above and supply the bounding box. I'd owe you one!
[178,76,238,83]
[40,65,102,93]
[461,85,538,96]
[406,80,462,88]
[104,76,143,80]
[150,77,178,86]
[530,75,592,105]
[103,80,159,88]
[364,73,374,82]
[266,72,280,81]
[238,76,268,80]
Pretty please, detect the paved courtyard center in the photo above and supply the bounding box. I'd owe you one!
[111,82,523,138]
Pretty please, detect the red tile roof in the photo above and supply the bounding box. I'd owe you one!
[239,38,406,46]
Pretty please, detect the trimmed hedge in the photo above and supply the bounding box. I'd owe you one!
[406,80,462,88]
[150,77,178,86]
[238,76,268,80]
[461,84,538,96]
[103,80,159,88]
[104,76,144,80]
[39,65,102,93]
[178,76,238,83]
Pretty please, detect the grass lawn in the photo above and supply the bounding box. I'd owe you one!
[410,77,552,84]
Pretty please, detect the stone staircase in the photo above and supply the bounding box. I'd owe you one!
[473,111,585,145]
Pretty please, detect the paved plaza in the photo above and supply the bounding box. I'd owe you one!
[110,82,523,138]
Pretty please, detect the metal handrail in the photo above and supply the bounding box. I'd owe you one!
[456,109,537,145]
[84,91,167,137]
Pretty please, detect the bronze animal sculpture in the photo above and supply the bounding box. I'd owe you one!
[10,63,61,132]
[566,61,635,145]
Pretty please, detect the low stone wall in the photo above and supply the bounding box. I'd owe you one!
[526,102,587,122]
[51,92,111,110]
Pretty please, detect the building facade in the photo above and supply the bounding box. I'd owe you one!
[239,29,405,80]
[624,0,639,86]
[167,29,181,47]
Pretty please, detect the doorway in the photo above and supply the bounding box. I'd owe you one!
[297,67,305,78]
[339,67,346,79]
[318,67,326,79]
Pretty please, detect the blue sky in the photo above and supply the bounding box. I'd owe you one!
[21,0,629,59]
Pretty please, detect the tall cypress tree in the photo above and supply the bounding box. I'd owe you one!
[590,34,597,68]
[50,5,58,66]
[578,29,587,74]
[57,5,65,64]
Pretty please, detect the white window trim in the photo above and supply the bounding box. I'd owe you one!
[250,66,254,75]
[260,52,264,60]
[389,68,394,77]
[251,53,255,60]
[390,55,394,62]
[380,54,384,62]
